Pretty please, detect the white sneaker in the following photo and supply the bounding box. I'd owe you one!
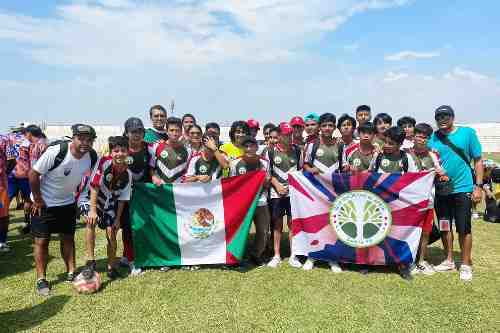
[459,264,473,282]
[0,243,11,252]
[472,212,480,219]
[417,261,436,276]
[329,261,342,273]
[129,263,143,276]
[159,266,171,272]
[267,256,281,268]
[410,263,419,276]
[433,260,455,272]
[288,255,302,268]
[303,258,315,271]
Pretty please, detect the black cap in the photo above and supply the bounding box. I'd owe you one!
[124,117,145,132]
[435,105,455,119]
[241,136,258,146]
[71,124,96,138]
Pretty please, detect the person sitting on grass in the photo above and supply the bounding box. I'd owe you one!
[83,136,132,280]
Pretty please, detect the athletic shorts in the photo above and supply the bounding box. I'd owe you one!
[7,175,31,200]
[0,189,10,219]
[31,203,77,239]
[269,197,291,221]
[435,193,472,235]
[79,206,118,230]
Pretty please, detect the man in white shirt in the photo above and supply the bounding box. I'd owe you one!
[29,124,97,296]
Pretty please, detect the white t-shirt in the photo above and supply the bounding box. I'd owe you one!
[33,144,93,207]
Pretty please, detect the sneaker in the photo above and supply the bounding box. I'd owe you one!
[0,243,11,252]
[130,264,143,276]
[433,260,455,272]
[329,261,342,273]
[107,267,121,280]
[36,278,50,296]
[410,263,419,276]
[66,271,76,282]
[472,212,480,219]
[267,256,281,268]
[288,255,302,268]
[417,261,436,276]
[399,265,413,281]
[303,258,315,271]
[159,266,171,272]
[119,257,130,268]
[459,264,473,282]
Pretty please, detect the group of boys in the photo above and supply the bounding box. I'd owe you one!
[1,103,483,296]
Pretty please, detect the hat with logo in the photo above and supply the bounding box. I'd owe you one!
[71,124,97,139]
[290,116,305,127]
[124,117,145,132]
[279,122,294,135]
[304,113,320,123]
[434,105,455,119]
[247,119,260,129]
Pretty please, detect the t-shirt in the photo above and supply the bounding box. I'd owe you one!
[32,144,93,207]
[11,136,30,178]
[219,142,243,177]
[266,145,302,199]
[370,151,418,173]
[304,140,341,174]
[412,150,441,172]
[29,138,48,168]
[428,127,482,194]
[90,156,132,219]
[373,136,385,151]
[144,128,168,144]
[346,146,375,172]
[230,157,269,206]
[126,144,150,183]
[0,135,15,189]
[148,141,190,183]
[185,153,222,181]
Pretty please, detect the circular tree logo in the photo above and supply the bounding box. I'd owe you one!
[330,190,392,248]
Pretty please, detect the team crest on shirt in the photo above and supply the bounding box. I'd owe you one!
[106,173,113,182]
[238,167,247,175]
[160,150,169,159]
[381,159,390,168]
[353,158,361,167]
[316,148,324,157]
[274,156,282,165]
[199,165,208,174]
[125,156,134,165]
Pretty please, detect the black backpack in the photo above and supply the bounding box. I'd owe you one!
[373,150,409,173]
[45,140,98,172]
[309,141,344,172]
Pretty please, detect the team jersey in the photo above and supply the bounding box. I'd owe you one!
[9,133,30,178]
[370,151,418,173]
[230,157,270,206]
[373,136,385,151]
[149,141,190,183]
[89,157,132,219]
[0,135,15,189]
[29,138,48,168]
[266,145,302,199]
[346,145,376,172]
[144,128,168,144]
[304,140,341,174]
[126,144,150,183]
[185,152,222,181]
[411,149,441,172]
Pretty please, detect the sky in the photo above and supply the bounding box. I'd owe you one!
[1,0,499,131]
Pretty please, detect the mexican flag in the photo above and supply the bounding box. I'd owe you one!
[130,171,266,267]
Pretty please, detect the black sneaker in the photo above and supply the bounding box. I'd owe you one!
[21,223,31,235]
[36,278,50,296]
[66,272,76,282]
[399,266,413,281]
[107,267,121,280]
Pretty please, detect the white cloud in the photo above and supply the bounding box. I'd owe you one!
[384,50,440,61]
[444,67,489,81]
[383,71,409,82]
[0,0,411,67]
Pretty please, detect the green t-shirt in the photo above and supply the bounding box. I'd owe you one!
[149,141,189,183]
[347,148,374,171]
[144,128,168,144]
[186,154,222,180]
[305,142,341,171]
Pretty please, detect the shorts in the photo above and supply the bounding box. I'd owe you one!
[31,203,77,239]
[0,189,10,219]
[79,204,117,230]
[435,193,472,235]
[7,175,31,200]
[269,197,291,221]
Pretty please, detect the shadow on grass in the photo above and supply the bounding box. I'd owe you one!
[0,295,70,333]
[426,247,463,266]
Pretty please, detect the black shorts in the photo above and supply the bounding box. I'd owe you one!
[31,203,77,239]
[435,193,472,235]
[269,197,291,221]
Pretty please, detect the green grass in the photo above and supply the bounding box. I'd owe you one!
[1,210,500,332]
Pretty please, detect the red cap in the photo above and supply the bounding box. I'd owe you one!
[247,119,260,129]
[279,122,293,135]
[290,116,305,127]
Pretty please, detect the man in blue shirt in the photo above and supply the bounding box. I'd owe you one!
[428,105,483,282]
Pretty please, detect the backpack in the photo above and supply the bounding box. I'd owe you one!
[268,145,302,172]
[45,140,98,172]
[491,167,500,183]
[309,141,344,172]
[373,150,409,173]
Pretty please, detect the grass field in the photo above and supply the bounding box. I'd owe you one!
[1,209,500,333]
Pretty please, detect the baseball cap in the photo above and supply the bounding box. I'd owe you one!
[247,119,260,129]
[304,112,319,123]
[279,122,293,135]
[124,117,145,132]
[241,135,258,146]
[435,105,455,119]
[71,124,96,138]
[290,116,305,127]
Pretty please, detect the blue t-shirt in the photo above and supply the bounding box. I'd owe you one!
[428,126,482,194]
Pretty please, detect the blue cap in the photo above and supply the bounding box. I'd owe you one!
[304,112,320,122]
